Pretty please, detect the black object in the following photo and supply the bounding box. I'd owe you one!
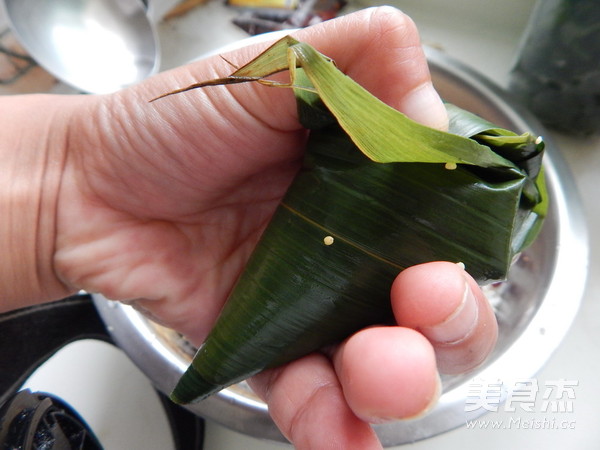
[0,295,108,408]
[0,295,205,449]
[0,389,102,449]
[509,0,600,135]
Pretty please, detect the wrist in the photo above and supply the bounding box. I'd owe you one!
[0,95,78,310]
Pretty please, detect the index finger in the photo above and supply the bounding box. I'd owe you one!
[392,261,498,374]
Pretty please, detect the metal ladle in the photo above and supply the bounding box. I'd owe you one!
[1,0,159,94]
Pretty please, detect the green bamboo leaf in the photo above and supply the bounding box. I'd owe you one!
[445,103,544,177]
[153,37,517,169]
[152,36,549,405]
[231,35,300,79]
[149,37,299,101]
[288,42,515,167]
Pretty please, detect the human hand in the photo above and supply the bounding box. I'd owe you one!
[250,261,497,448]
[54,6,451,343]
[1,7,497,448]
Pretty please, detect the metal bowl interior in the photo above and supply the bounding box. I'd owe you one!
[92,42,588,446]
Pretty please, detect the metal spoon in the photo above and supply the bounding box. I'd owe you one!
[1,0,159,94]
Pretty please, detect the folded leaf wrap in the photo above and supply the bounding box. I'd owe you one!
[159,37,548,404]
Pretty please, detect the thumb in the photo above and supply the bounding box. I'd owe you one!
[296,6,448,131]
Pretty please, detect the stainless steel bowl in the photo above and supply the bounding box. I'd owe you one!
[93,41,588,446]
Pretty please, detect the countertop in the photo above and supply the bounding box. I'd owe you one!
[4,0,599,448]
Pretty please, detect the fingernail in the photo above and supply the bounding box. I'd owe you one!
[420,278,479,344]
[363,373,442,424]
[400,82,449,131]
[404,372,443,421]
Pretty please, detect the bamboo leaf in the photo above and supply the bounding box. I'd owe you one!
[231,35,299,79]
[153,37,521,168]
[153,36,549,405]
[288,42,515,167]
